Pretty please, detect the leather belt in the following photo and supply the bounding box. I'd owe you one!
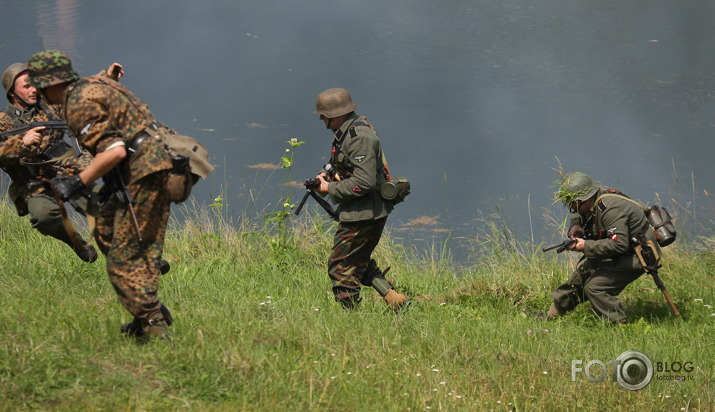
[128,121,161,155]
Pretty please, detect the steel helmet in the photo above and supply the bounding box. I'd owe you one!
[26,50,79,89]
[2,63,29,101]
[314,88,357,118]
[553,172,600,206]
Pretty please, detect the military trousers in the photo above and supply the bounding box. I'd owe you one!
[95,171,171,321]
[328,217,387,302]
[552,258,642,323]
[27,190,88,248]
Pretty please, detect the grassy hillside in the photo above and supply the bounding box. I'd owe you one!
[0,200,712,411]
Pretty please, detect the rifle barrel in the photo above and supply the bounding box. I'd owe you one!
[0,120,68,139]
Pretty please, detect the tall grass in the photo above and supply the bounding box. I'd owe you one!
[0,197,713,411]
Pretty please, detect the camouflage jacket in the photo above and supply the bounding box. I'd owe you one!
[570,187,660,270]
[327,112,393,222]
[63,76,172,184]
[0,102,90,215]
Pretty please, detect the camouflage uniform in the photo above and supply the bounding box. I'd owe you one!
[0,93,93,256]
[325,112,399,307]
[63,75,174,332]
[27,50,174,337]
[551,186,659,323]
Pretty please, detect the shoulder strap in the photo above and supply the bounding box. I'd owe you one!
[594,193,648,212]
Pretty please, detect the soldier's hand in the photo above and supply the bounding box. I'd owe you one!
[107,63,124,81]
[569,237,586,252]
[315,173,330,195]
[50,175,86,201]
[567,224,586,238]
[21,126,45,146]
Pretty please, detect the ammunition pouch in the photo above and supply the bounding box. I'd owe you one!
[129,121,213,204]
[380,178,410,204]
[43,138,73,160]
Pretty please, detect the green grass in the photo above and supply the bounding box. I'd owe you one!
[0,200,713,411]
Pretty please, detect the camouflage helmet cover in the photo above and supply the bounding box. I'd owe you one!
[2,63,29,101]
[314,88,357,118]
[553,172,600,206]
[26,50,79,89]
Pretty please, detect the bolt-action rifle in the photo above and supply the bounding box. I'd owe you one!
[294,177,337,221]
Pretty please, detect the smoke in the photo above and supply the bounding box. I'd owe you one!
[4,0,715,250]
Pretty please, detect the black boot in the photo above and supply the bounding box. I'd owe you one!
[74,242,98,263]
[120,317,144,337]
[159,260,171,275]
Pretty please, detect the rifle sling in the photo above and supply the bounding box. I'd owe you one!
[19,148,74,166]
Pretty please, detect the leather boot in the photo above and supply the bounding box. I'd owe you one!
[529,302,563,320]
[120,317,144,337]
[74,242,98,263]
[546,302,563,320]
[159,259,171,275]
[384,289,410,311]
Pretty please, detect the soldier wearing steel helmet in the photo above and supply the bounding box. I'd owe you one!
[313,88,410,310]
[535,172,661,323]
[0,61,122,263]
[26,50,175,341]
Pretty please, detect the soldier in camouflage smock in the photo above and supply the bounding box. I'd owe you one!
[0,61,103,262]
[538,172,661,323]
[27,50,174,340]
[313,88,409,310]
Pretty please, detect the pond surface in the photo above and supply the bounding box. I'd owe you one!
[3,0,715,262]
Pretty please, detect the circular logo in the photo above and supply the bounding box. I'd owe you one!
[615,350,653,391]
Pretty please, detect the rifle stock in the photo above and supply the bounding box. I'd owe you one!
[294,178,337,220]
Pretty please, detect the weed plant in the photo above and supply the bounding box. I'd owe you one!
[0,196,713,411]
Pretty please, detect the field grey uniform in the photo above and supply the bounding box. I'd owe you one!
[327,112,394,305]
[552,187,659,323]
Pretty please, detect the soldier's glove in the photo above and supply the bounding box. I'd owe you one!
[50,175,86,201]
[567,224,586,238]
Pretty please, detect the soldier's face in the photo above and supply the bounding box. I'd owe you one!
[570,198,594,215]
[320,114,347,131]
[320,114,333,130]
[11,73,37,106]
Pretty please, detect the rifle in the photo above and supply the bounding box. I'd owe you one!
[104,167,143,241]
[0,120,68,140]
[1,120,82,162]
[631,236,680,316]
[294,177,337,220]
[542,238,577,253]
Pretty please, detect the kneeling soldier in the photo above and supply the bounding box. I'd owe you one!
[539,172,660,323]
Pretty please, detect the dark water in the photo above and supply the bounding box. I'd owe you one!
[3,0,715,262]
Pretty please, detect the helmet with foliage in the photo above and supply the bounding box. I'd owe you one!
[553,172,600,206]
[314,88,357,118]
[2,63,29,101]
[26,50,79,89]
